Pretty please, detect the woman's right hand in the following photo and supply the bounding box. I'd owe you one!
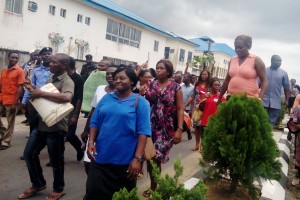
[139,85,147,95]
[87,143,97,161]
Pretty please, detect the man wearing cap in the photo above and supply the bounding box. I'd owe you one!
[80,54,96,82]
[19,47,53,159]
[0,51,25,150]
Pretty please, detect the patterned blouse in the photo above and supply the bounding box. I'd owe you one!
[145,80,180,163]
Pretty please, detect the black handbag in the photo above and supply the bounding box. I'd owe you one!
[286,118,300,134]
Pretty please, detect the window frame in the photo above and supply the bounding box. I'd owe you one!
[77,14,83,23]
[105,18,141,48]
[85,17,91,25]
[187,51,193,62]
[5,0,23,15]
[49,4,55,15]
[60,8,66,18]
[154,40,159,52]
[179,49,185,62]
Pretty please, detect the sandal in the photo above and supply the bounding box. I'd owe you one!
[45,191,66,200]
[18,185,46,199]
[142,190,151,198]
[191,146,200,151]
[292,179,299,186]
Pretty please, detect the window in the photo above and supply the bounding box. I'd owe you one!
[28,1,37,12]
[49,5,55,15]
[164,47,170,59]
[106,19,141,48]
[85,17,91,25]
[187,51,193,62]
[60,8,66,18]
[77,14,83,22]
[179,49,185,62]
[5,0,23,15]
[154,40,159,52]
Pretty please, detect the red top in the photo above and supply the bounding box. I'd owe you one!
[201,92,225,126]
[0,64,25,105]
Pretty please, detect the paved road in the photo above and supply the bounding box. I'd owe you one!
[0,114,202,200]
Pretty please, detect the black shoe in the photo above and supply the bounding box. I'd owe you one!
[77,148,84,161]
[0,145,9,150]
[20,156,25,160]
[21,119,28,124]
[187,131,192,140]
[83,113,89,118]
[46,162,52,167]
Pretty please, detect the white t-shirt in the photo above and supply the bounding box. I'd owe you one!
[84,85,112,162]
[91,85,108,108]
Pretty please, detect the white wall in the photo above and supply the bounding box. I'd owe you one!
[165,38,196,72]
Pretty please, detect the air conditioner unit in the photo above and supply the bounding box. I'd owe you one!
[28,1,38,12]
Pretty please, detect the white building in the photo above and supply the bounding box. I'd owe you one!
[189,36,236,79]
[0,0,199,71]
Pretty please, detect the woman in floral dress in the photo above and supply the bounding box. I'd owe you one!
[143,59,184,197]
[290,105,300,186]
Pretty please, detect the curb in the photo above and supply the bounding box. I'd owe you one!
[184,128,291,200]
[260,128,291,200]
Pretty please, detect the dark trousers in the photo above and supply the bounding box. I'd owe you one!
[24,129,66,192]
[65,123,82,153]
[85,162,136,200]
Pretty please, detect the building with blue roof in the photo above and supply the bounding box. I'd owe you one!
[189,36,236,79]
[1,0,234,76]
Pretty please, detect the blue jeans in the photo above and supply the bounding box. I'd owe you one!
[24,129,65,192]
[264,107,281,126]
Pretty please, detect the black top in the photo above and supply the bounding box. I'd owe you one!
[70,72,84,107]
[80,63,96,82]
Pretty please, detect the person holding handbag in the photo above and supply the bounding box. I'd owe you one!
[85,67,151,200]
[184,70,211,151]
[288,105,300,187]
[143,59,184,198]
[199,78,226,137]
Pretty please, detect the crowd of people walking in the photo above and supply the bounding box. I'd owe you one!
[0,34,299,199]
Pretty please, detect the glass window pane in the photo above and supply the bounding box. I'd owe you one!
[112,21,119,35]
[106,34,111,40]
[112,36,117,42]
[106,19,113,33]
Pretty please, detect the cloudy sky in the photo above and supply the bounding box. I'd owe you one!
[111,0,300,81]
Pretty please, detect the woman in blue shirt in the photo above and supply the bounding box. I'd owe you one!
[85,67,151,200]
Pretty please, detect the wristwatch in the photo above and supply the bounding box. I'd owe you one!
[178,126,184,131]
[134,156,144,162]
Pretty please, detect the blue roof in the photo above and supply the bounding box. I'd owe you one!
[190,37,236,57]
[82,0,198,46]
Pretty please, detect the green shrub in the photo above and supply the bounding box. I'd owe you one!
[112,158,208,200]
[201,94,282,199]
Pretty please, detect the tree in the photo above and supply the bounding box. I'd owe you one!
[201,94,282,199]
[112,159,208,200]
[192,53,214,72]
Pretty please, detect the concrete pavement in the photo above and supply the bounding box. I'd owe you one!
[0,114,202,200]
